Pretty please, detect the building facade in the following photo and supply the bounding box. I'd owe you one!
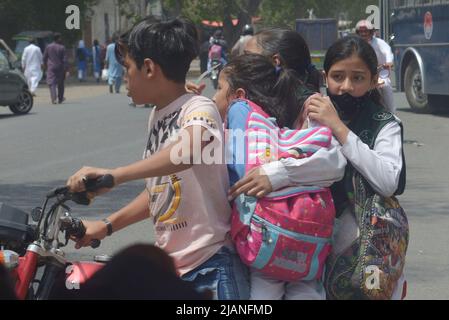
[84,0,163,46]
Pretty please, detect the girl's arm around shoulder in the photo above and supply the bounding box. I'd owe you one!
[262,136,347,191]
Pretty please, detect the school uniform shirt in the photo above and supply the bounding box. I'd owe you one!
[339,118,403,197]
[144,93,232,276]
[263,117,402,198]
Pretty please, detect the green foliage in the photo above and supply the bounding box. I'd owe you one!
[259,0,379,29]
[162,0,262,47]
[0,0,97,47]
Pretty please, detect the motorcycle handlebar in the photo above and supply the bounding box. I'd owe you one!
[84,174,115,192]
[47,175,115,206]
[71,174,115,206]
[62,216,101,249]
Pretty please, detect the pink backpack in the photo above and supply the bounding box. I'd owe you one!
[230,99,336,282]
[209,44,223,60]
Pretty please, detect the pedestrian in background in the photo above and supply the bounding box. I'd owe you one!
[76,40,90,82]
[231,24,254,57]
[43,33,68,104]
[105,34,124,94]
[21,37,43,96]
[92,39,102,83]
[356,20,396,113]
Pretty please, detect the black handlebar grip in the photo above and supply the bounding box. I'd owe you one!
[84,174,115,192]
[69,218,86,238]
[71,175,115,206]
[70,218,101,249]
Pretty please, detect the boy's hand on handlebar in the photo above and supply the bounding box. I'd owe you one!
[67,166,114,194]
[228,167,273,201]
[72,220,107,249]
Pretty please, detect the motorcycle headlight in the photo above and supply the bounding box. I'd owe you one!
[0,250,19,270]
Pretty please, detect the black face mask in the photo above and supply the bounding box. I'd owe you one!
[328,90,370,122]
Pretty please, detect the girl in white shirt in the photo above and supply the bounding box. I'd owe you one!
[306,36,406,300]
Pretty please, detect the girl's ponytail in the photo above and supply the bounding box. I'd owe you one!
[273,67,302,128]
[304,64,321,92]
[224,53,299,128]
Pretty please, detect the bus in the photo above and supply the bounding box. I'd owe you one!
[296,19,338,70]
[380,0,449,113]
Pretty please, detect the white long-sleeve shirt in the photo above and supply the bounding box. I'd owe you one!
[370,36,394,66]
[21,44,43,72]
[263,118,403,198]
[263,136,347,189]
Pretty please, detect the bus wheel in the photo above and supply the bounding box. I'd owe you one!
[404,60,433,113]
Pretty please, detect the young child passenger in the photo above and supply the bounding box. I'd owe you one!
[213,53,334,300]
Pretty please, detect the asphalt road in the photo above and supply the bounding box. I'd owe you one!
[1,79,449,299]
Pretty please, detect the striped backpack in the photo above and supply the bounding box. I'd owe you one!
[230,99,336,282]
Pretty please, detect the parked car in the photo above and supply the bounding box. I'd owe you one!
[0,40,33,115]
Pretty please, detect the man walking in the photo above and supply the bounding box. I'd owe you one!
[356,20,396,113]
[43,33,69,104]
[21,38,43,96]
[105,34,124,94]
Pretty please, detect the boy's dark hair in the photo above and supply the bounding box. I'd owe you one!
[223,53,301,128]
[324,36,383,106]
[254,28,320,92]
[49,244,211,300]
[116,17,199,83]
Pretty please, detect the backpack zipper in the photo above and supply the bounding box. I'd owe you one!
[253,215,331,244]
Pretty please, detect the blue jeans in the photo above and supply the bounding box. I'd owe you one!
[181,245,250,300]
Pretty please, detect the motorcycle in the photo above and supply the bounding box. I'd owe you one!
[0,175,114,300]
[210,60,222,90]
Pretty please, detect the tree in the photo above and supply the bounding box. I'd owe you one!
[117,0,151,26]
[0,0,97,47]
[259,0,379,30]
[162,0,262,49]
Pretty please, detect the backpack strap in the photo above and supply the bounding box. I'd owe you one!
[369,112,407,195]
